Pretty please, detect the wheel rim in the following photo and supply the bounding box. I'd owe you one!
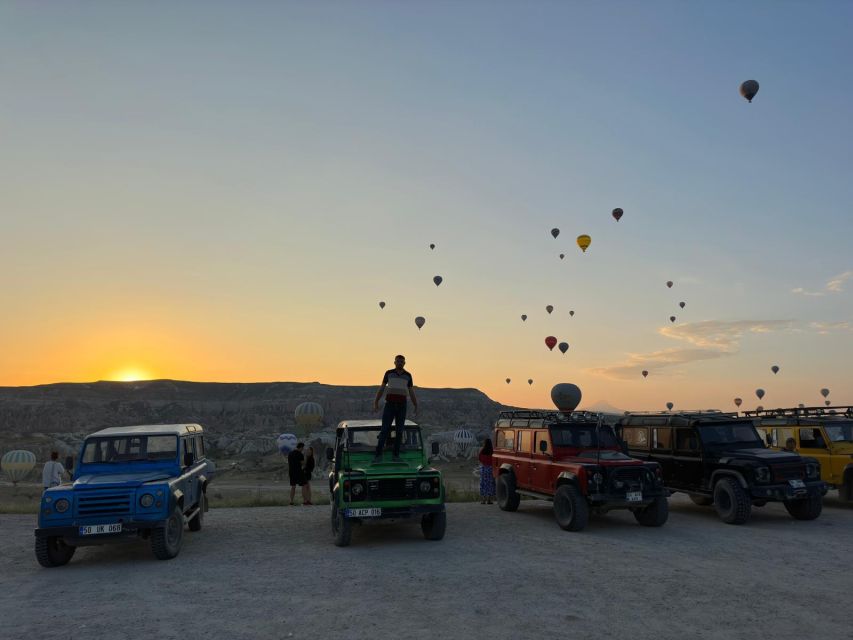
[166,514,181,546]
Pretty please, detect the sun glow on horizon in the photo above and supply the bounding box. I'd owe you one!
[109,367,154,383]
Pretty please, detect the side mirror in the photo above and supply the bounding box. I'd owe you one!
[326,447,334,462]
[539,440,548,453]
[183,451,194,467]
[431,442,440,455]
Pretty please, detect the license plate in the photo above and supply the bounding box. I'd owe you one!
[79,523,122,536]
[345,508,381,518]
[626,491,643,502]
[788,479,805,489]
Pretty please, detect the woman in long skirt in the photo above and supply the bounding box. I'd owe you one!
[478,438,495,504]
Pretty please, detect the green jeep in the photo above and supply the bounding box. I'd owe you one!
[326,419,445,546]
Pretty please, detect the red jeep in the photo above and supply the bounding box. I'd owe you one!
[493,410,669,531]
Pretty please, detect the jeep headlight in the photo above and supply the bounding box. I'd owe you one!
[139,493,155,508]
[54,498,70,513]
[805,463,819,479]
[419,480,432,494]
[351,482,365,497]
[755,467,771,483]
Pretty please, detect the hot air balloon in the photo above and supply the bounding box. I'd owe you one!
[755,388,765,400]
[551,228,560,239]
[433,275,443,287]
[1,450,36,485]
[734,398,742,407]
[546,305,554,314]
[666,281,673,288]
[521,314,527,321]
[295,402,324,429]
[276,434,298,455]
[551,383,582,413]
[528,379,533,386]
[756,405,764,412]
[453,429,475,444]
[666,402,674,411]
[825,400,831,406]
[545,336,557,351]
[415,316,426,330]
[505,378,511,384]
[739,79,759,103]
[558,342,569,354]
[559,254,565,260]
[798,404,805,409]
[820,388,830,398]
[670,316,676,323]
[569,310,575,317]
[379,301,385,309]
[612,208,623,222]
[576,235,591,253]
[679,301,685,309]
[642,370,648,378]
[771,365,779,375]
[429,243,435,250]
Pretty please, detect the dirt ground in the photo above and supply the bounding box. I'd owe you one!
[1,494,851,640]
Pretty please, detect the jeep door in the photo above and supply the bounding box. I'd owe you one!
[649,427,675,484]
[180,436,197,510]
[515,430,534,489]
[798,427,832,482]
[672,429,703,489]
[530,430,553,493]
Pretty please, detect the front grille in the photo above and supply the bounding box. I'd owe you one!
[772,463,805,482]
[368,478,417,501]
[608,467,649,493]
[76,491,133,517]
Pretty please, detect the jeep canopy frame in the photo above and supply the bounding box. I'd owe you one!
[743,406,853,419]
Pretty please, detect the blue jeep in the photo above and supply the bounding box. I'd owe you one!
[34,423,215,567]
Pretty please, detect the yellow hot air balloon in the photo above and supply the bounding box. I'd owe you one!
[576,235,591,253]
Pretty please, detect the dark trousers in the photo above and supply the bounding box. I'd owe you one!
[376,402,406,457]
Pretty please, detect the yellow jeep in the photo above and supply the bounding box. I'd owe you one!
[748,407,853,501]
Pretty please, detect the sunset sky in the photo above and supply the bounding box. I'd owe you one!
[1,2,852,411]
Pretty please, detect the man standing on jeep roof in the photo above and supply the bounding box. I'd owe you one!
[373,355,418,462]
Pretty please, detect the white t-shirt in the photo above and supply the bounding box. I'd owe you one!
[42,461,66,488]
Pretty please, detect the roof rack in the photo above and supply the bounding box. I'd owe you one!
[497,410,606,426]
[624,410,740,418]
[743,406,853,419]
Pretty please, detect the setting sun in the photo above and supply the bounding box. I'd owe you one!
[109,368,154,383]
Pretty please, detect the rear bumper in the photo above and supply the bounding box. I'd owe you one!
[750,480,827,501]
[342,503,444,520]
[35,520,166,545]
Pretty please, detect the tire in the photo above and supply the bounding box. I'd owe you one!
[839,477,853,502]
[496,473,520,512]
[553,484,589,532]
[188,494,205,532]
[421,511,447,541]
[689,495,713,506]
[35,536,76,568]
[331,503,351,547]
[784,494,822,521]
[151,506,184,560]
[713,478,751,525]
[633,496,669,527]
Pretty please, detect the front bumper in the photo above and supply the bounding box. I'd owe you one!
[750,480,827,501]
[341,503,445,520]
[35,519,167,545]
[588,487,668,508]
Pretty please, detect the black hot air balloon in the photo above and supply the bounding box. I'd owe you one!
[612,208,623,222]
[739,80,759,103]
[379,301,385,309]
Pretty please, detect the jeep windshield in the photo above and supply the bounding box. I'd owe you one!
[346,428,422,452]
[697,423,764,448]
[550,425,622,450]
[82,435,178,463]
[824,422,853,443]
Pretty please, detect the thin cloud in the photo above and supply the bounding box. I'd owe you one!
[810,321,853,335]
[587,320,793,380]
[792,270,852,297]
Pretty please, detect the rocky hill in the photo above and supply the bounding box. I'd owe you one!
[0,379,515,459]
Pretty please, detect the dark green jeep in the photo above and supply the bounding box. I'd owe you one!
[326,419,445,546]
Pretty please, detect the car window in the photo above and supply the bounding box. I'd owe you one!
[622,426,649,450]
[652,427,672,452]
[674,429,700,456]
[196,436,205,458]
[799,428,827,449]
[534,431,550,455]
[496,429,515,450]
[517,431,533,453]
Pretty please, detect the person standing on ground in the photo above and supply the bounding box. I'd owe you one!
[478,438,496,504]
[373,354,418,462]
[302,446,315,506]
[42,451,67,489]
[287,443,305,506]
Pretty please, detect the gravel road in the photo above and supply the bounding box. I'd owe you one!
[1,495,851,640]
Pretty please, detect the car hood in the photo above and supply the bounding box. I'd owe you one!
[718,448,803,464]
[73,471,172,490]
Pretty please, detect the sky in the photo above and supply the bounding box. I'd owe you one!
[1,1,852,411]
